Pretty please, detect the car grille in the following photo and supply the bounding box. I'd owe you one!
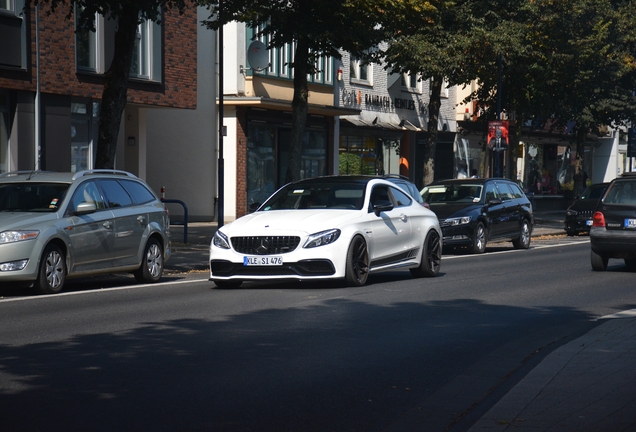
[577,210,593,220]
[210,259,335,277]
[230,236,301,254]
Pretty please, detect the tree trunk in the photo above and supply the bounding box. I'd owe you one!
[285,37,310,184]
[94,14,139,169]
[422,76,442,186]
[573,125,587,198]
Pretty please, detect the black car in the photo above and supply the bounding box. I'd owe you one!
[421,178,534,253]
[564,183,609,236]
[590,173,636,271]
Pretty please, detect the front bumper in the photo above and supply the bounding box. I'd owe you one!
[440,224,474,247]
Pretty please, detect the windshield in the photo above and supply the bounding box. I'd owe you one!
[0,183,69,212]
[582,185,606,200]
[260,182,367,211]
[421,184,483,204]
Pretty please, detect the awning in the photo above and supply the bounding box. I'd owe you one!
[220,96,361,117]
[341,117,421,132]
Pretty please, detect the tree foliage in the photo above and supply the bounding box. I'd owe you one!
[30,0,192,169]
[201,0,439,182]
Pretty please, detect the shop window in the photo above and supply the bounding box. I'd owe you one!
[247,124,277,207]
[339,135,377,175]
[301,131,327,179]
[71,100,100,173]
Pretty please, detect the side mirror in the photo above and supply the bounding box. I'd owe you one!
[249,202,261,213]
[487,198,502,206]
[373,200,394,216]
[75,202,97,215]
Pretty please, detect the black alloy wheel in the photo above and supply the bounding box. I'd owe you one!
[345,235,369,286]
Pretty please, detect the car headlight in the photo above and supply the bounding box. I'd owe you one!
[445,216,471,226]
[303,229,341,248]
[212,231,231,249]
[0,230,39,244]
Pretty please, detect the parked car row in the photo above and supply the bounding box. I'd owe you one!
[1,170,540,294]
[209,175,535,289]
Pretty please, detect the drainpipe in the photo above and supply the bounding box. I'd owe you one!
[34,4,41,170]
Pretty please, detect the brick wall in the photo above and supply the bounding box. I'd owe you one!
[0,4,197,109]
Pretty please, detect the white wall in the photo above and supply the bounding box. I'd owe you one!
[593,133,621,183]
[144,7,218,222]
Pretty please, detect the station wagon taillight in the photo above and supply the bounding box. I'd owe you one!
[592,211,606,227]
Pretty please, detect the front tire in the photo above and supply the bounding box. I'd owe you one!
[512,219,531,249]
[35,244,66,294]
[472,222,487,254]
[345,235,369,286]
[134,238,164,283]
[591,249,608,271]
[410,230,442,278]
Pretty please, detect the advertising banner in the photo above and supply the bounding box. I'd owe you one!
[488,120,509,151]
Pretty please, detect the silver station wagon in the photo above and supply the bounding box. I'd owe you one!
[0,170,171,294]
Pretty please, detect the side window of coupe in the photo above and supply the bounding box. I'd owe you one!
[369,185,391,211]
[390,186,412,207]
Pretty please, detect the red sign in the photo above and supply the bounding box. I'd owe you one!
[488,120,509,150]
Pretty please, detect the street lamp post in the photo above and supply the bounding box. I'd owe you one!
[217,0,224,228]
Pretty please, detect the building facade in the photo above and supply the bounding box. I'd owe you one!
[0,1,199,210]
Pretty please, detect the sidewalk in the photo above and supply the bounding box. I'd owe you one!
[469,315,636,431]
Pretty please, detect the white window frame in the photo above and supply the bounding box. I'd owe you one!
[350,55,371,85]
[401,73,421,93]
[75,9,104,73]
[130,20,151,79]
[0,0,15,12]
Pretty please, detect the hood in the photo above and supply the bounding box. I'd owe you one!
[568,198,600,212]
[428,203,482,220]
[221,210,361,236]
[0,211,59,231]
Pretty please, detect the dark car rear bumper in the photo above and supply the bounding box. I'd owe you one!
[590,227,636,258]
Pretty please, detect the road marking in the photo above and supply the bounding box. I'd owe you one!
[593,309,636,321]
[0,277,209,303]
[443,239,589,259]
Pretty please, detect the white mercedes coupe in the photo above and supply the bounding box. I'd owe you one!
[209,176,442,288]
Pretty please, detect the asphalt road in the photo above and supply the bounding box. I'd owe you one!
[1,237,634,432]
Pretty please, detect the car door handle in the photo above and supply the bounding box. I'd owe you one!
[103,221,113,229]
[400,213,407,222]
[137,215,146,224]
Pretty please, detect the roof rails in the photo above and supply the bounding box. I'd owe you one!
[621,172,636,177]
[72,169,138,180]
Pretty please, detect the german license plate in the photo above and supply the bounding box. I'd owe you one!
[243,256,283,266]
[624,219,636,228]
